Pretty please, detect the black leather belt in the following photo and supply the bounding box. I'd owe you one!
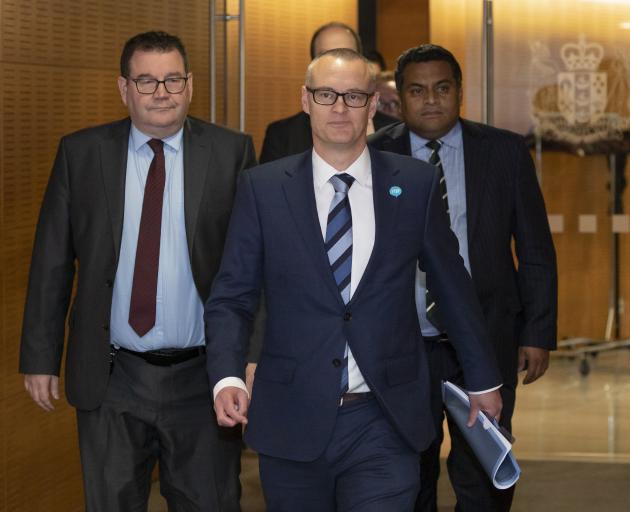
[339,392,373,406]
[116,346,206,366]
[423,334,450,343]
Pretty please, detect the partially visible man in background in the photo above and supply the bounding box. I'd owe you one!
[375,70,401,119]
[259,21,397,163]
[20,30,256,511]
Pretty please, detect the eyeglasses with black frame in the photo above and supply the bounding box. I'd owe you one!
[127,76,189,94]
[306,87,373,108]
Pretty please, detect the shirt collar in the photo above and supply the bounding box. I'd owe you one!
[409,120,462,153]
[130,123,184,153]
[312,146,372,191]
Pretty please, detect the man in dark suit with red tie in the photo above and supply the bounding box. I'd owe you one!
[19,31,255,511]
[369,44,558,512]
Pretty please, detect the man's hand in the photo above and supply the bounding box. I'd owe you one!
[467,389,502,427]
[24,374,59,412]
[245,363,257,397]
[214,386,249,427]
[518,346,549,385]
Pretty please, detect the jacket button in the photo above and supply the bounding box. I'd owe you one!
[332,358,341,367]
[343,312,352,321]
[102,324,109,332]
[105,279,113,288]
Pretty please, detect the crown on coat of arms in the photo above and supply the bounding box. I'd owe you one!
[560,34,604,71]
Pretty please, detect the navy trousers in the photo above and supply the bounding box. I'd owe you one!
[259,395,420,511]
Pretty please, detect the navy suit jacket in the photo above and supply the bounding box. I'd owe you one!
[205,147,501,462]
[368,120,557,386]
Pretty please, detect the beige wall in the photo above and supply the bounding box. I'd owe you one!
[377,0,429,71]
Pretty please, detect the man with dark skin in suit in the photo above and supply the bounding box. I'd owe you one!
[369,44,557,512]
[20,31,256,511]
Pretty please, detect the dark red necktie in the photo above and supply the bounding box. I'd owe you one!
[129,139,165,337]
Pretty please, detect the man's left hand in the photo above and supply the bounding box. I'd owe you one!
[467,389,502,427]
[214,386,249,427]
[518,346,549,385]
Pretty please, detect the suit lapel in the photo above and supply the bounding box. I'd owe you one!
[462,120,489,244]
[183,118,210,259]
[350,148,402,302]
[282,152,345,305]
[384,123,412,156]
[100,119,131,262]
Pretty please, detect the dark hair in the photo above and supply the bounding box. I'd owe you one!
[364,49,387,71]
[120,31,189,77]
[394,44,462,92]
[309,22,362,59]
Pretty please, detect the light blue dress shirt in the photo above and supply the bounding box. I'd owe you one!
[110,124,204,351]
[410,121,472,336]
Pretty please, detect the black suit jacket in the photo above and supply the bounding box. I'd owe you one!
[368,120,557,383]
[19,116,256,410]
[259,110,398,163]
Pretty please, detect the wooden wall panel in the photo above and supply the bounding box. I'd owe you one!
[0,1,212,510]
[539,152,613,340]
[377,0,429,71]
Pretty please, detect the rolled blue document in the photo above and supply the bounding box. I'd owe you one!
[442,381,521,489]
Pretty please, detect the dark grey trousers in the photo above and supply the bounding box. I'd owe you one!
[76,349,241,512]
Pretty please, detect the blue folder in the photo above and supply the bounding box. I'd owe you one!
[442,381,521,489]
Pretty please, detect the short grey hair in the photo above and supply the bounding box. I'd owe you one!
[305,48,376,89]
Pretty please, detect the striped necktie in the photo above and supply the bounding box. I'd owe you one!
[325,173,355,393]
[425,139,449,332]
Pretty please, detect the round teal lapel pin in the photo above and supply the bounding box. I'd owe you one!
[389,186,402,198]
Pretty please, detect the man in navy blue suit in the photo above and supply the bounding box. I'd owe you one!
[205,48,503,511]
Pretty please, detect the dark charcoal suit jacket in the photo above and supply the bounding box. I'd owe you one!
[368,120,557,385]
[259,110,398,163]
[205,148,501,462]
[19,116,256,411]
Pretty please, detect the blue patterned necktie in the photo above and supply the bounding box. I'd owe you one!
[425,139,449,331]
[325,173,355,393]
